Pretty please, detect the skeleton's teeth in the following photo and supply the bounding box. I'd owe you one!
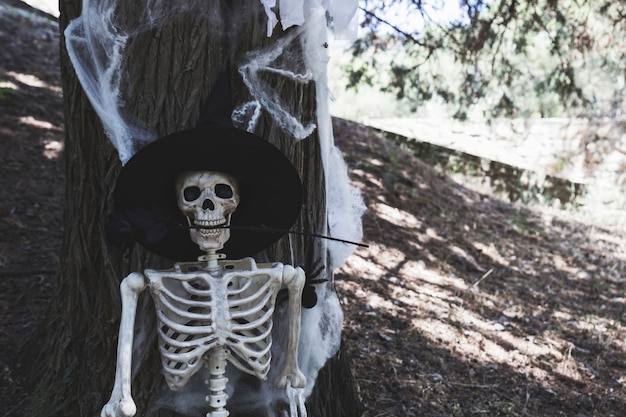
[194,220,227,235]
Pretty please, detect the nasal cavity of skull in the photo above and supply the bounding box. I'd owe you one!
[202,199,214,210]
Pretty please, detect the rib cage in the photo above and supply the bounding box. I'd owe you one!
[145,259,283,391]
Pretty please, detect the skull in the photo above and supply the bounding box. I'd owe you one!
[175,171,240,252]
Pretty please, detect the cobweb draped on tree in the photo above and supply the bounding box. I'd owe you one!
[65,0,363,416]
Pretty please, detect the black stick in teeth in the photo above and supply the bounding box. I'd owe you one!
[183,223,369,248]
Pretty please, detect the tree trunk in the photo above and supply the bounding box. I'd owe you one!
[26,1,361,416]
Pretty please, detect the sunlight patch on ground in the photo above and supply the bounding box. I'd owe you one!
[416,314,553,370]
[43,138,64,160]
[338,233,625,394]
[9,71,47,88]
[341,246,391,279]
[8,71,62,94]
[19,115,53,130]
[403,283,571,384]
[589,229,626,262]
[549,253,579,275]
[0,79,18,90]
[471,242,510,266]
[16,115,64,160]
[346,243,429,278]
[373,202,421,228]
[363,292,403,314]
[421,227,445,243]
[399,260,462,287]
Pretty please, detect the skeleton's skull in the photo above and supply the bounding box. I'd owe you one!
[175,171,240,252]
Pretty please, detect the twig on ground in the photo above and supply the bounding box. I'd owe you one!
[471,268,494,288]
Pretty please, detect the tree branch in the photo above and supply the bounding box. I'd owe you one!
[359,7,426,47]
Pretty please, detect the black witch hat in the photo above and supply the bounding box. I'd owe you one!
[109,78,303,261]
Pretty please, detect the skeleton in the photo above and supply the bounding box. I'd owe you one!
[102,171,306,417]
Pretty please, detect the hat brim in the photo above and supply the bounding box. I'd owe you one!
[113,125,303,261]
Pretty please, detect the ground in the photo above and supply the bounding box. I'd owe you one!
[1,2,626,417]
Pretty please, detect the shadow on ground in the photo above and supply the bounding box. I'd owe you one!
[333,118,626,417]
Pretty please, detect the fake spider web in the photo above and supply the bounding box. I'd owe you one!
[65,1,362,416]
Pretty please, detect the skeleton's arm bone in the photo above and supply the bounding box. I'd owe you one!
[101,272,147,417]
[276,265,306,389]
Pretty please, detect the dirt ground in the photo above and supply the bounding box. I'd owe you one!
[2,2,626,417]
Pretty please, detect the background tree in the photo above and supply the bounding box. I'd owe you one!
[25,1,360,416]
[349,0,626,119]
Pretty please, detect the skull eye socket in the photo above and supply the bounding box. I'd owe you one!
[183,186,201,202]
[215,183,233,199]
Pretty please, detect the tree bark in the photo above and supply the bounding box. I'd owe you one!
[26,1,361,416]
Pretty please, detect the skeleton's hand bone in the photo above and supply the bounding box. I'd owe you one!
[286,384,308,417]
[276,265,306,389]
[101,272,147,417]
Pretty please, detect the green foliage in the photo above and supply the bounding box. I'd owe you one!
[509,209,538,234]
[0,78,14,103]
[0,87,12,102]
[347,0,626,119]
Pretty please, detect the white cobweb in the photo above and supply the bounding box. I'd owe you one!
[66,0,362,416]
[65,0,209,163]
